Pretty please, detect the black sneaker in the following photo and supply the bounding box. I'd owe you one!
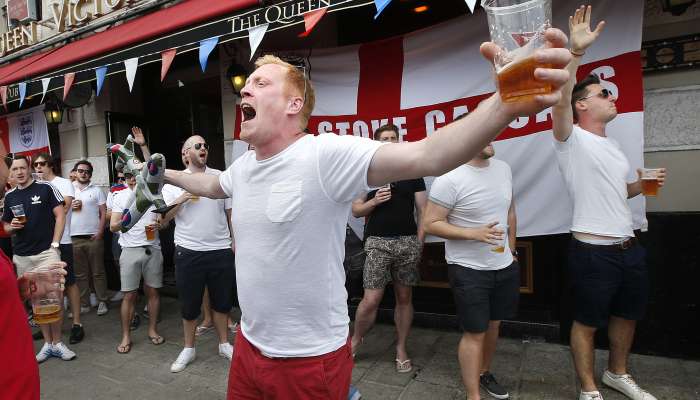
[130,314,141,331]
[69,324,85,344]
[480,372,509,399]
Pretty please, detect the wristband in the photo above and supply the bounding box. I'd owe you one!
[570,49,585,57]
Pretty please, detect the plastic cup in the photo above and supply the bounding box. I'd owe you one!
[72,199,82,211]
[482,0,552,103]
[641,168,662,196]
[491,223,508,253]
[10,204,26,224]
[145,224,156,241]
[23,267,65,324]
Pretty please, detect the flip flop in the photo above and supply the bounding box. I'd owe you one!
[195,325,214,336]
[148,335,165,345]
[117,342,132,354]
[395,358,413,373]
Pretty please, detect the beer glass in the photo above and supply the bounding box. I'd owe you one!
[10,204,26,224]
[23,266,65,324]
[491,223,508,253]
[641,168,662,196]
[145,224,157,241]
[72,199,82,211]
[482,0,552,103]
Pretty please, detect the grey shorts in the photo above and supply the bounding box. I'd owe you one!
[13,248,61,276]
[119,246,163,292]
[363,235,422,289]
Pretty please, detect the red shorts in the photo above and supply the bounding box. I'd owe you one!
[227,327,353,400]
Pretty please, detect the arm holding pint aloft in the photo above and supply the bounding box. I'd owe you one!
[164,169,227,199]
[552,5,605,142]
[367,29,571,187]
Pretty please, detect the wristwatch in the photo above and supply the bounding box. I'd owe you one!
[511,249,518,257]
[51,242,60,250]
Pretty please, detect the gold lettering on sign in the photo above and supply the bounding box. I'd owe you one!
[0,22,38,57]
[73,0,93,24]
[51,1,70,32]
[51,0,130,33]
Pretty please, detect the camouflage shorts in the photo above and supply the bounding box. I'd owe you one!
[363,235,422,289]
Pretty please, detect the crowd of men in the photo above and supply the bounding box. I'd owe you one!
[2,5,664,400]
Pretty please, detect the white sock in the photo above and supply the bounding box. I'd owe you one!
[181,347,195,354]
[607,371,627,379]
[581,390,600,395]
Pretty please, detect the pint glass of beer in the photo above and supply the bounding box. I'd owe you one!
[145,224,157,241]
[10,204,27,224]
[482,0,552,103]
[491,223,508,253]
[23,266,65,325]
[641,168,662,196]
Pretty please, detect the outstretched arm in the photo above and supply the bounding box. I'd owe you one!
[367,29,571,187]
[164,170,227,199]
[552,5,606,142]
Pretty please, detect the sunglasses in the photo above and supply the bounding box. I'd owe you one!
[76,168,92,174]
[187,143,209,151]
[579,88,611,101]
[33,161,48,167]
[116,176,126,181]
[124,174,134,179]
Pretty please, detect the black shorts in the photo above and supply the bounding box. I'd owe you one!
[175,246,236,321]
[568,239,649,328]
[59,243,76,286]
[448,261,520,333]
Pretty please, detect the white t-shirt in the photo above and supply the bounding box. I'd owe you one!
[162,167,232,252]
[111,187,159,248]
[554,126,634,238]
[71,182,107,236]
[429,159,514,271]
[219,133,381,358]
[50,176,74,245]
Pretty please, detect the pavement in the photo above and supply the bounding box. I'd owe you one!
[35,295,700,400]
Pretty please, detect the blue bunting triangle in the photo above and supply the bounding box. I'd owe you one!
[95,66,107,96]
[18,82,27,108]
[374,0,392,19]
[199,37,219,72]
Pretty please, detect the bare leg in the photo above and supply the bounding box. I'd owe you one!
[212,311,230,344]
[200,287,213,327]
[144,285,161,338]
[571,321,598,392]
[119,291,137,348]
[67,284,82,325]
[49,319,62,344]
[458,332,486,400]
[608,316,636,375]
[183,318,198,348]
[480,320,501,373]
[39,321,52,344]
[351,288,385,354]
[393,283,413,362]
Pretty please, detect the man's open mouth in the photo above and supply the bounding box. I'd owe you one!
[241,103,256,122]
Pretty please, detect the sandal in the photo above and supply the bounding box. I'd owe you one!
[395,358,413,373]
[148,335,165,345]
[117,342,132,354]
[195,324,214,336]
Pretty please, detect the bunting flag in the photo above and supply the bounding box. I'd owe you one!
[298,8,328,38]
[160,48,177,82]
[18,82,27,108]
[0,86,7,111]
[40,78,51,104]
[374,0,391,19]
[198,38,218,72]
[124,57,139,92]
[464,0,477,13]
[248,23,269,61]
[63,72,75,101]
[95,66,107,96]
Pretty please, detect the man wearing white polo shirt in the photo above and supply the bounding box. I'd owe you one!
[70,160,109,316]
[162,135,235,373]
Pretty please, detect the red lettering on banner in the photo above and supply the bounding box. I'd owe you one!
[233,50,643,143]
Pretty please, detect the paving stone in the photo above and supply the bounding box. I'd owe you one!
[355,380,404,399]
[413,352,462,389]
[398,380,462,400]
[363,360,418,387]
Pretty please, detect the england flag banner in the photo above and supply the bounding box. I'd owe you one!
[234,0,645,238]
[0,105,51,158]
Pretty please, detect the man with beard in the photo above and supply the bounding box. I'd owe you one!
[424,140,518,400]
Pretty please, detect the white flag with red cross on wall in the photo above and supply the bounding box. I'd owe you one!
[233,0,645,237]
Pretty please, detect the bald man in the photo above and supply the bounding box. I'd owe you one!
[162,136,236,373]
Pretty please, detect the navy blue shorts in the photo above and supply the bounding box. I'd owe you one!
[175,246,236,321]
[59,243,76,286]
[568,239,649,328]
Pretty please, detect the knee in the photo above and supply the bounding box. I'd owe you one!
[361,295,382,310]
[395,291,412,306]
[123,291,138,302]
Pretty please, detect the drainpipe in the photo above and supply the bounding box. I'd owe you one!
[77,106,88,159]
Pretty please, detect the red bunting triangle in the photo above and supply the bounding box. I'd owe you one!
[161,48,177,82]
[63,72,75,101]
[298,8,328,38]
[0,86,6,111]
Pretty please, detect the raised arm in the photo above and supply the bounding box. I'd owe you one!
[552,5,606,142]
[367,29,571,187]
[132,127,151,161]
[164,170,227,199]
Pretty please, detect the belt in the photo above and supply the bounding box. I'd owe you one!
[575,237,637,251]
[72,235,92,239]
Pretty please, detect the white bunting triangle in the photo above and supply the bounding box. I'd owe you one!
[40,77,51,104]
[465,0,477,13]
[124,57,139,92]
[248,23,269,61]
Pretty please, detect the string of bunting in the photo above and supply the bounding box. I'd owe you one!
[0,0,477,110]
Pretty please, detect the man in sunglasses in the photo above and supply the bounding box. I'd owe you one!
[161,135,236,373]
[70,160,109,316]
[552,6,662,400]
[33,153,87,346]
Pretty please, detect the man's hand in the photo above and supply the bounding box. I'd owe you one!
[131,126,147,146]
[480,28,572,117]
[569,5,605,54]
[18,261,67,301]
[177,192,196,205]
[372,187,392,206]
[10,217,25,231]
[637,168,667,187]
[470,222,504,245]
[91,231,104,241]
[71,199,82,211]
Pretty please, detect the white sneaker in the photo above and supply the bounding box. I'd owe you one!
[51,342,76,361]
[97,302,108,316]
[170,348,196,373]
[602,370,657,400]
[218,342,234,360]
[36,343,53,363]
[89,293,98,308]
[110,291,124,302]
